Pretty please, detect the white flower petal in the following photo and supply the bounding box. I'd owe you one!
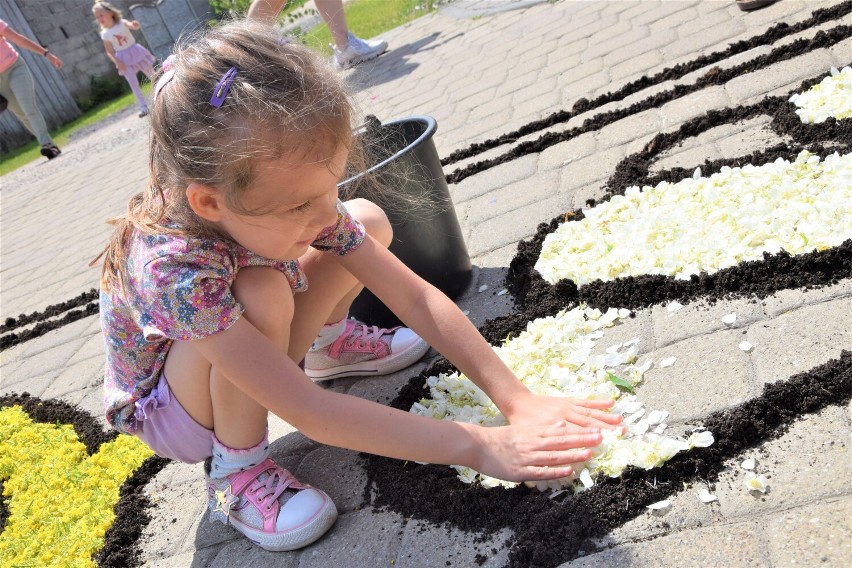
[646,500,671,510]
[579,468,594,488]
[744,472,768,493]
[721,313,737,325]
[667,301,684,313]
[477,284,489,293]
[741,458,756,470]
[696,487,717,503]
[660,356,677,368]
[739,341,754,352]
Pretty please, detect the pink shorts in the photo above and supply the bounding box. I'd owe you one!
[134,373,213,464]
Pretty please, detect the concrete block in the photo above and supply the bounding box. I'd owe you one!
[466,169,561,225]
[397,521,511,568]
[539,131,598,172]
[295,446,368,514]
[635,329,754,422]
[725,50,837,104]
[590,308,654,362]
[4,336,88,392]
[651,297,765,350]
[209,539,299,567]
[651,142,722,173]
[713,406,851,518]
[765,498,852,568]
[451,154,540,204]
[597,108,662,149]
[41,354,102,400]
[760,279,852,318]
[562,520,768,567]
[748,298,852,385]
[467,193,571,257]
[298,508,405,568]
[658,86,731,129]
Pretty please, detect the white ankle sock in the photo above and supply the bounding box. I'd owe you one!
[311,317,348,350]
[209,431,270,479]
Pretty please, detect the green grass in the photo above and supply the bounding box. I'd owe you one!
[299,0,436,55]
[0,0,435,176]
[0,83,152,177]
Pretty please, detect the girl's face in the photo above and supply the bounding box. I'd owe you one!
[93,7,117,28]
[214,147,347,261]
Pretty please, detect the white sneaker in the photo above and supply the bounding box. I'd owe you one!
[332,32,388,70]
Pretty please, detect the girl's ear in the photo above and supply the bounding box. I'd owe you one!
[186,182,226,222]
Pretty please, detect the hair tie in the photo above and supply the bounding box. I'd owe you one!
[210,67,238,108]
[153,55,177,100]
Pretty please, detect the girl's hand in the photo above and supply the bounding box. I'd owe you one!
[116,62,126,73]
[472,422,603,482]
[128,19,141,30]
[505,392,624,434]
[46,52,62,70]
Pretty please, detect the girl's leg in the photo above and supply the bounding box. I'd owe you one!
[315,0,350,51]
[139,60,156,81]
[122,70,148,112]
[2,60,53,145]
[288,198,393,359]
[162,266,337,550]
[164,266,294,449]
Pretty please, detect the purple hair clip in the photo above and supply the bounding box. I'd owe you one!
[210,67,238,108]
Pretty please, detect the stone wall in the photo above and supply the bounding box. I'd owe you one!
[13,0,211,102]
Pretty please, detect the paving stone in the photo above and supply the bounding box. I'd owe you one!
[589,307,654,362]
[635,329,754,422]
[652,142,723,173]
[210,539,299,568]
[760,279,852,318]
[651,296,766,350]
[140,462,209,561]
[396,521,511,568]
[40,355,103,399]
[591,484,718,547]
[451,154,540,204]
[658,85,731,130]
[472,243,518,270]
[17,315,92,358]
[465,169,562,225]
[713,406,851,518]
[562,519,768,567]
[715,126,793,160]
[467,193,571,258]
[346,358,433,405]
[725,49,837,104]
[748,298,852,385]
[3,337,88,395]
[539,131,598,172]
[295,446,368,514]
[559,144,627,195]
[765,498,852,567]
[297,508,405,567]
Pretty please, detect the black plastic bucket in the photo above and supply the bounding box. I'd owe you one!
[339,115,472,328]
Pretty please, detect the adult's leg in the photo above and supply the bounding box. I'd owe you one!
[315,0,350,50]
[1,59,52,145]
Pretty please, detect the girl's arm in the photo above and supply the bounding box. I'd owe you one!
[338,236,624,432]
[0,25,62,69]
[123,19,141,30]
[191,316,603,482]
[102,40,124,72]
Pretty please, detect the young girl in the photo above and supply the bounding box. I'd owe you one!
[96,20,622,552]
[93,2,155,117]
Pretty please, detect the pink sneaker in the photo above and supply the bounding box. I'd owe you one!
[304,318,430,381]
[207,458,337,551]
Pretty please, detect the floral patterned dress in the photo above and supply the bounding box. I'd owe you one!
[101,199,365,434]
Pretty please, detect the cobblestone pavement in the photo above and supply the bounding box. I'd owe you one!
[1,1,850,566]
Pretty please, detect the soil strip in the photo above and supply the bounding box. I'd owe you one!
[441,0,852,167]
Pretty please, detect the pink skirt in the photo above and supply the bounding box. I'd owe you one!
[115,43,155,76]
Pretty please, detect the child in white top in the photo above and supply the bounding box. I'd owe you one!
[92,1,155,117]
[94,21,622,552]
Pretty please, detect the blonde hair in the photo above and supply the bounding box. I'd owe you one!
[92,2,122,28]
[93,20,364,293]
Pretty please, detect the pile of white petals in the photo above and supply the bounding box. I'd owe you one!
[788,66,852,124]
[410,306,714,490]
[535,151,852,285]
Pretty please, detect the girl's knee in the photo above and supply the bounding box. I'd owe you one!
[344,198,392,248]
[231,267,294,339]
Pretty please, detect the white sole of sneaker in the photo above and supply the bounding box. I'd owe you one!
[231,494,338,551]
[306,339,430,381]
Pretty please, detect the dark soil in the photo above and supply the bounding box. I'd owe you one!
[0,393,169,568]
